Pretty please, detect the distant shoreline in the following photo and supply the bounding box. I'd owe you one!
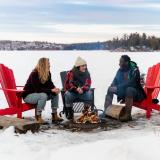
[0,50,159,52]
[0,33,160,52]
[0,42,158,52]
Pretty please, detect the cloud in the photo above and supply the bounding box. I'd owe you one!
[63,0,160,11]
[0,0,160,42]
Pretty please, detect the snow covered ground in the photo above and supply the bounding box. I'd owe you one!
[0,51,160,160]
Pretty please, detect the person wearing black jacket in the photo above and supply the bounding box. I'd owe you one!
[22,57,63,123]
[103,55,146,121]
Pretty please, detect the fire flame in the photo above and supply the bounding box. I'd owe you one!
[76,106,99,124]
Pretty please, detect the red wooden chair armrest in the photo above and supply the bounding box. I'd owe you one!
[0,87,24,98]
[0,87,24,92]
[145,86,160,89]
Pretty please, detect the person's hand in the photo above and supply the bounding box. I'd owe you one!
[77,87,83,94]
[51,88,61,94]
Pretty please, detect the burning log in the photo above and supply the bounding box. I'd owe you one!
[76,106,99,124]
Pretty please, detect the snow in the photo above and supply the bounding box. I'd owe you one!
[0,51,160,160]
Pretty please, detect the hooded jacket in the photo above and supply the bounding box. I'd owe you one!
[111,61,146,101]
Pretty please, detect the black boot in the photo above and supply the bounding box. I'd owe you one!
[67,107,74,120]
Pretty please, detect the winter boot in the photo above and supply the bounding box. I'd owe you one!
[52,112,63,123]
[119,97,133,122]
[65,103,74,120]
[35,115,45,124]
[67,107,74,120]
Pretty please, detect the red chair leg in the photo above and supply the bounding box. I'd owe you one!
[146,90,153,119]
[146,107,152,119]
[17,97,22,118]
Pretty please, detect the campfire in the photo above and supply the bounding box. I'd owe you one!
[76,106,99,124]
[50,105,122,132]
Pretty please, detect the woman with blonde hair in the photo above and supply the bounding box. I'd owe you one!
[22,57,63,123]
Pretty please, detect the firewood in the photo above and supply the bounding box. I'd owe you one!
[0,116,40,134]
[105,105,126,120]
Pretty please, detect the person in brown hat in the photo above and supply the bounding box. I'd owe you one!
[64,56,93,120]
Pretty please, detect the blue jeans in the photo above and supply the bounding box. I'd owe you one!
[64,90,93,107]
[24,93,59,115]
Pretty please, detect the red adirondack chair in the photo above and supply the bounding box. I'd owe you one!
[134,63,160,119]
[0,64,35,118]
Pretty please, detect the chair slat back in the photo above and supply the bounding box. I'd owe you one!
[152,63,160,99]
[0,64,17,107]
[60,71,67,89]
[145,63,160,99]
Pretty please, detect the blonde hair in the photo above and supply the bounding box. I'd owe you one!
[35,57,50,84]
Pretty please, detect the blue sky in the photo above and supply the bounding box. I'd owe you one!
[0,0,160,43]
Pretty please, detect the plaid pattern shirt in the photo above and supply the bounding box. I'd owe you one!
[64,71,91,92]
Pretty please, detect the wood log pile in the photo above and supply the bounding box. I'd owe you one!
[76,106,99,124]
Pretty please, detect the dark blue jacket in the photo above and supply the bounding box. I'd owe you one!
[111,62,146,101]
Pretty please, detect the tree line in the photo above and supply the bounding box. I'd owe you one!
[107,33,160,50]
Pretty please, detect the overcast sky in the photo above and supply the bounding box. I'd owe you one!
[0,0,160,43]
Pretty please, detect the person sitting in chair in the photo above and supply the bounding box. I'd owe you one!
[22,57,63,124]
[103,55,146,121]
[64,56,93,120]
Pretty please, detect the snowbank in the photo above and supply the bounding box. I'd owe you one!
[1,126,160,160]
[53,134,160,160]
